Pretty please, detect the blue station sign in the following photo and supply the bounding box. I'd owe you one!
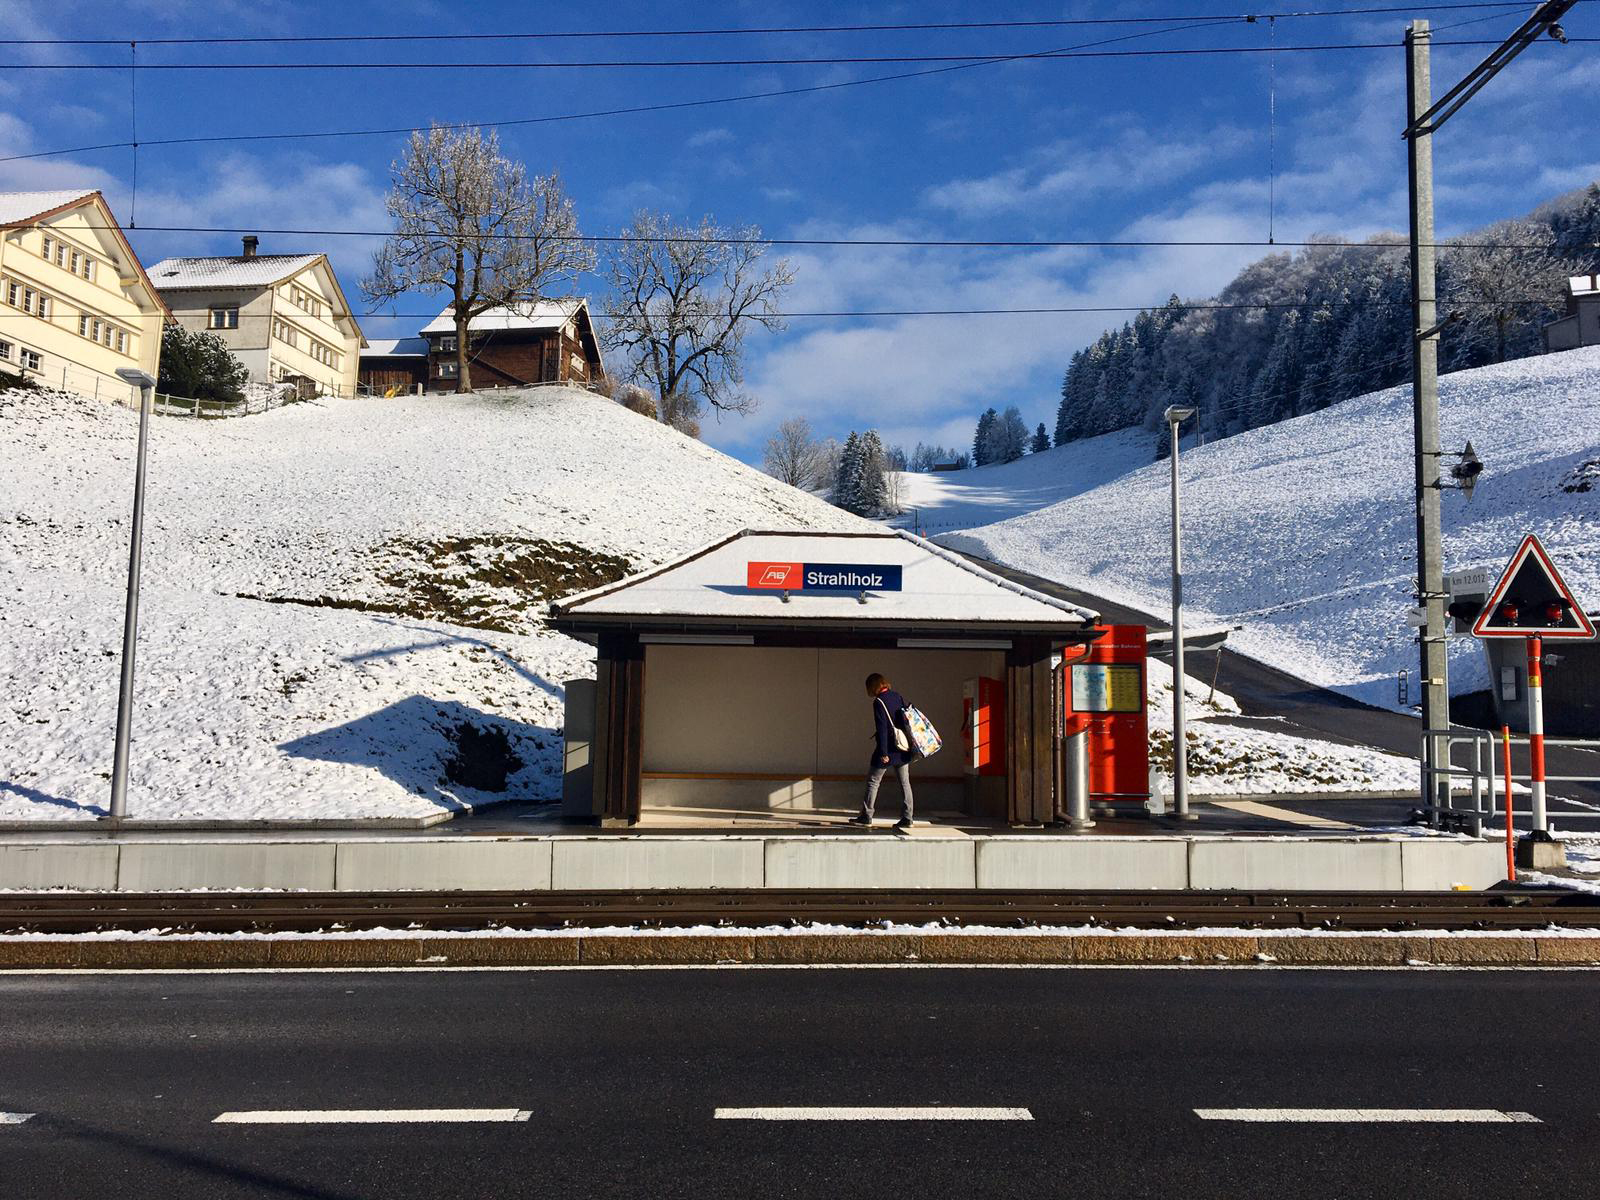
[747,561,904,592]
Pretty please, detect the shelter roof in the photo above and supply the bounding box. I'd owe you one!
[551,529,1099,632]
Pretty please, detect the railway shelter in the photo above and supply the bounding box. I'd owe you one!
[551,529,1136,827]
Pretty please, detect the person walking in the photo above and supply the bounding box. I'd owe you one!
[850,673,915,830]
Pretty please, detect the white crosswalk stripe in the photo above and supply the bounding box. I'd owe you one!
[1194,1108,1541,1123]
[715,1106,1033,1121]
[213,1109,532,1124]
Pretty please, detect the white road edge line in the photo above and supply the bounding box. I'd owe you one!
[715,1107,1033,1121]
[1,1113,35,1125]
[1193,1109,1541,1124]
[213,1109,533,1124]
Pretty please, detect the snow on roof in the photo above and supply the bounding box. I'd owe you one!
[361,336,428,358]
[0,189,97,226]
[1567,274,1599,297]
[553,529,1098,628]
[146,253,322,290]
[419,298,585,335]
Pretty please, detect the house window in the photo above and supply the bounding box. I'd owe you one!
[438,335,457,353]
[273,318,297,348]
[5,282,50,318]
[438,360,458,379]
[41,235,53,260]
[20,348,41,372]
[209,306,239,330]
[70,250,80,274]
[0,339,10,360]
[56,244,67,268]
[116,330,127,354]
[82,257,95,282]
[78,315,90,337]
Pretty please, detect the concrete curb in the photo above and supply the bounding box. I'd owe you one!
[3,931,1596,970]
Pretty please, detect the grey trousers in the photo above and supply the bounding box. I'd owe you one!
[861,764,913,821]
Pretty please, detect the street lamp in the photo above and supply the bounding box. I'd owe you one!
[1164,405,1197,821]
[108,366,157,822]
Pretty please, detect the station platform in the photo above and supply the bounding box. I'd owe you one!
[0,796,1506,894]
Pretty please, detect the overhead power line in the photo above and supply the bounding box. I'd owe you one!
[0,299,1558,324]
[5,38,1585,70]
[3,4,1554,45]
[0,21,1221,164]
[36,222,1565,252]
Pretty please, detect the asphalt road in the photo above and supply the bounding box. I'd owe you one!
[2,966,1597,1200]
[968,553,1600,812]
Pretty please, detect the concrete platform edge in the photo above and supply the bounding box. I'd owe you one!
[1,930,1596,970]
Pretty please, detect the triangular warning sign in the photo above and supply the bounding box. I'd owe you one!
[1471,534,1596,640]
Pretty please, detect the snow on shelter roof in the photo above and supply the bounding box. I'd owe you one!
[552,529,1098,629]
[362,336,428,358]
[419,298,585,334]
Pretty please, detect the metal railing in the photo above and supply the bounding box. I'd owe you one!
[1419,727,1600,836]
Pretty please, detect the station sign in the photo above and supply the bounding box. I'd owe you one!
[746,561,903,592]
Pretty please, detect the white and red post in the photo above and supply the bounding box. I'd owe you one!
[1526,635,1548,835]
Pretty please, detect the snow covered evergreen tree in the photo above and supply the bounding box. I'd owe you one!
[856,430,889,515]
[972,408,998,466]
[831,432,862,511]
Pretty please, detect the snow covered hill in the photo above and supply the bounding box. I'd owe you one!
[934,347,1600,709]
[0,385,863,822]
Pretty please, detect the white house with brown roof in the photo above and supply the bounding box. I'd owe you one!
[0,189,168,399]
[148,237,365,395]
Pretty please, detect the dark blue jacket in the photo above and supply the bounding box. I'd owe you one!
[870,689,912,769]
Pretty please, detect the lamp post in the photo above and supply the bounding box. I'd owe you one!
[1165,405,1197,820]
[108,366,157,822]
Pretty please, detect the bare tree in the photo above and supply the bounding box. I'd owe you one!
[762,416,826,489]
[603,211,793,432]
[363,124,595,393]
[1444,219,1578,363]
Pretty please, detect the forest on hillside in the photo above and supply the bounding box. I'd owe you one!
[1052,183,1600,454]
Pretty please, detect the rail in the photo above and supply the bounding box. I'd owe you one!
[1419,727,1600,836]
[1,888,1596,935]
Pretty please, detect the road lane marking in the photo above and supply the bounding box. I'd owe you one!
[1,1113,34,1125]
[1208,799,1360,830]
[213,1109,532,1124]
[1194,1109,1540,1123]
[715,1107,1033,1121]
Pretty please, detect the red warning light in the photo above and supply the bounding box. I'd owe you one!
[1499,602,1520,623]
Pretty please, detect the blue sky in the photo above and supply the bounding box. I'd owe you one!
[4,0,1597,462]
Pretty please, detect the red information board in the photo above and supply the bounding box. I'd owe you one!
[1060,624,1150,804]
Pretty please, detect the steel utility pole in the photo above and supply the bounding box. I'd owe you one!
[109,367,158,822]
[1401,3,1575,816]
[1165,405,1197,821]
[1405,22,1449,814]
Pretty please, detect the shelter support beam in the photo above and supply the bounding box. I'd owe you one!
[1006,638,1055,825]
[592,633,644,826]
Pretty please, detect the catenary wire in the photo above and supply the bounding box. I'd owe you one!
[0,21,1225,164]
[2,5,1553,45]
[4,37,1589,70]
[11,222,1570,252]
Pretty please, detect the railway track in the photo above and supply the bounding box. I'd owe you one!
[1,888,1596,935]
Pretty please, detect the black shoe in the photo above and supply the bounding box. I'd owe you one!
[893,818,915,831]
[848,815,873,827]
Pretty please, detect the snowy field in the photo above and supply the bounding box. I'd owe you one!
[933,347,1600,710]
[0,385,860,822]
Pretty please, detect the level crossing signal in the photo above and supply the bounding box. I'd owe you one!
[1470,534,1595,640]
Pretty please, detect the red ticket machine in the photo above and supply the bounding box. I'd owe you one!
[1059,625,1149,808]
[962,676,1006,816]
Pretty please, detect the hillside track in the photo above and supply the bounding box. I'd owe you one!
[1,887,1596,935]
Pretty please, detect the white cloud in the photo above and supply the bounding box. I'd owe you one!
[0,111,118,193]
[924,123,1251,218]
[686,127,735,149]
